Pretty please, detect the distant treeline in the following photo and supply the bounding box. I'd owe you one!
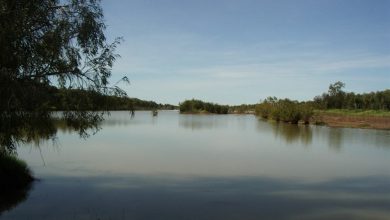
[179,99,229,114]
[45,87,176,111]
[254,81,390,124]
[312,82,390,110]
[178,82,390,122]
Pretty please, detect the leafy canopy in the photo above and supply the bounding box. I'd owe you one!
[0,0,127,111]
[0,0,127,152]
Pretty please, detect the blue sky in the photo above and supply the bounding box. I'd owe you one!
[102,0,390,105]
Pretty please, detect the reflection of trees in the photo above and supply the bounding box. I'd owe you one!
[1,113,55,154]
[0,0,126,215]
[269,121,342,151]
[178,115,228,130]
[0,179,32,217]
[0,112,102,155]
[328,128,343,152]
[372,130,390,150]
[270,121,313,146]
[0,111,102,216]
[101,111,162,127]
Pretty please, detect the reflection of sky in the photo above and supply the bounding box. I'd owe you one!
[3,175,390,220]
[10,111,390,219]
[18,111,390,182]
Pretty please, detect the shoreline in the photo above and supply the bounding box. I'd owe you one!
[181,110,390,130]
[311,112,390,130]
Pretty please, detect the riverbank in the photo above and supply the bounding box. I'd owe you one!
[312,110,390,130]
[180,111,221,115]
[181,109,390,130]
[0,154,34,214]
[0,154,34,188]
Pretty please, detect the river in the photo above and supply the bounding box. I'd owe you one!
[2,111,390,220]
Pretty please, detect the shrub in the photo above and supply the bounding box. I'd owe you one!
[255,97,314,124]
[0,154,33,189]
[179,99,228,114]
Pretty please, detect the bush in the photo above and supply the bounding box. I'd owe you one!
[0,154,33,189]
[255,97,314,124]
[179,99,229,114]
[299,103,314,124]
[278,100,301,124]
[255,97,277,119]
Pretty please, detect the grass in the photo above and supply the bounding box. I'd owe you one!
[315,109,390,117]
[0,154,34,188]
[0,154,34,213]
[311,109,390,130]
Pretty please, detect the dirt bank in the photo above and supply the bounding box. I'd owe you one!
[312,113,390,130]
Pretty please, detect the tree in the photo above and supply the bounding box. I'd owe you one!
[328,81,345,96]
[0,0,127,101]
[0,0,127,152]
[326,81,345,109]
[179,99,228,114]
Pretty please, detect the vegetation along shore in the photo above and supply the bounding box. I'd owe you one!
[179,82,390,130]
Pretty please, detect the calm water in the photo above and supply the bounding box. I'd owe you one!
[2,111,390,220]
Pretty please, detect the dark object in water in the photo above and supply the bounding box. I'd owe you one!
[152,110,158,116]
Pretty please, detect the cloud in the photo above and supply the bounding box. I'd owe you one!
[114,33,389,78]
[110,33,389,104]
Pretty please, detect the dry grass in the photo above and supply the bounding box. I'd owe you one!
[312,110,390,130]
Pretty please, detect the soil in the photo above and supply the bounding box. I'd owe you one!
[312,113,390,130]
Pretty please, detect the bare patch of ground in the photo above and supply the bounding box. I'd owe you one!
[312,113,390,130]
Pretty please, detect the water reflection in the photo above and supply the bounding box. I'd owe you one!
[102,111,162,127]
[2,174,389,220]
[0,111,104,217]
[0,181,33,218]
[269,121,313,145]
[255,118,390,152]
[179,114,229,130]
[327,128,344,152]
[1,112,103,154]
[3,112,390,219]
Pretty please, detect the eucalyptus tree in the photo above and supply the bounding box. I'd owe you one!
[0,0,127,152]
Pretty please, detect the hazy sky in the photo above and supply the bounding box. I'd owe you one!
[102,0,390,105]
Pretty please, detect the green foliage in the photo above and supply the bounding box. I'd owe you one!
[229,104,256,114]
[50,88,176,111]
[0,112,57,154]
[314,82,390,110]
[299,103,314,124]
[328,81,345,96]
[0,0,133,150]
[0,0,126,110]
[179,99,229,114]
[255,97,277,119]
[0,0,125,95]
[326,81,346,109]
[255,81,389,124]
[0,84,176,153]
[278,100,302,123]
[255,97,314,124]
